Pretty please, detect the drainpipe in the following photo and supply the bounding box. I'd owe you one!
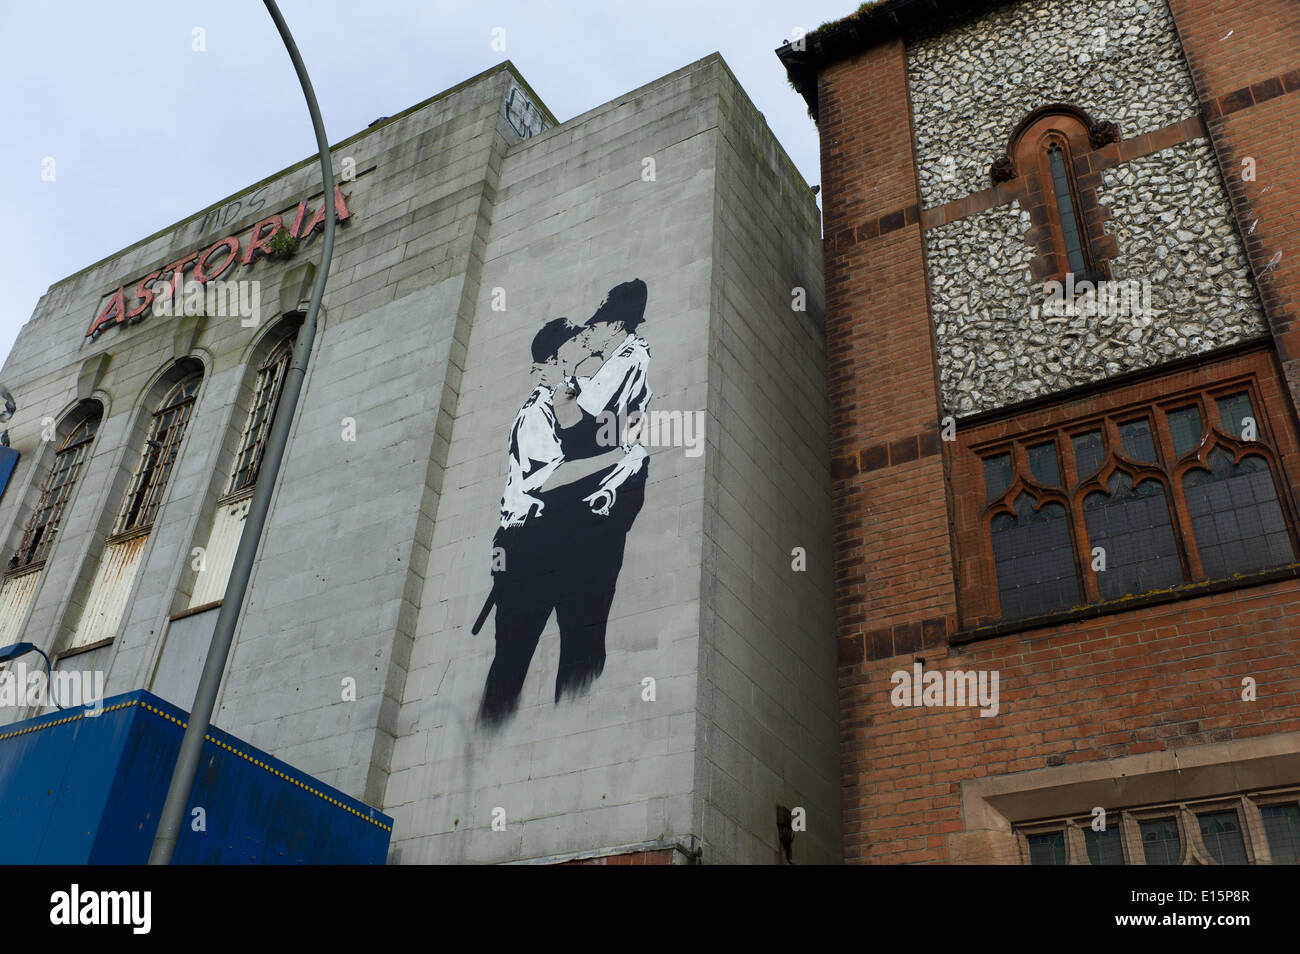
[149,0,336,864]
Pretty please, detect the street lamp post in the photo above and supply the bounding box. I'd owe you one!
[149,0,337,865]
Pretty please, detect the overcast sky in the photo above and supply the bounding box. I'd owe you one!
[0,0,847,372]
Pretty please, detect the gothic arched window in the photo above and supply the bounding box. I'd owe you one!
[1044,138,1089,276]
[183,328,297,612]
[962,367,1299,625]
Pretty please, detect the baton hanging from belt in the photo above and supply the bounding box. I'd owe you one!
[471,583,496,635]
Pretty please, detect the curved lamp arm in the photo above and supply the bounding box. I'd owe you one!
[0,641,62,711]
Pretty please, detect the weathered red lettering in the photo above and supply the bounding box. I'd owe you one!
[195,237,240,283]
[126,271,162,320]
[86,287,127,337]
[242,216,284,266]
[160,252,200,302]
[299,187,351,241]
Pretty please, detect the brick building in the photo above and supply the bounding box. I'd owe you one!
[0,56,841,864]
[780,0,1300,863]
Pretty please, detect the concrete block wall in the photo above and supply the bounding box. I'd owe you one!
[208,66,529,803]
[696,61,840,864]
[387,56,722,865]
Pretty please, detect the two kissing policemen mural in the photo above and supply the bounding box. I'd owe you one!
[475,280,651,726]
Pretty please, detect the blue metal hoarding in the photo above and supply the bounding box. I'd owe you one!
[0,690,392,864]
[0,446,19,504]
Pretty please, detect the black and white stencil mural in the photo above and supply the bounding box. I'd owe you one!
[473,279,652,728]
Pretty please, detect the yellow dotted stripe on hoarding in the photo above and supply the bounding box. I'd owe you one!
[0,698,138,741]
[0,698,389,833]
[139,702,390,832]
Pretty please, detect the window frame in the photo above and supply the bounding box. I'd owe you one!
[1252,790,1300,865]
[226,334,295,499]
[1041,133,1093,278]
[1016,790,1288,865]
[7,412,101,574]
[1009,107,1112,286]
[952,350,1300,628]
[112,374,202,539]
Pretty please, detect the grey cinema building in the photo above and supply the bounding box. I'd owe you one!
[0,58,842,864]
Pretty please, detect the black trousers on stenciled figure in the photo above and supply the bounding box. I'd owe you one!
[477,463,647,728]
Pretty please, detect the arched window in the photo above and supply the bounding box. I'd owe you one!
[1008,106,1112,283]
[115,374,201,536]
[0,404,103,646]
[989,491,1081,619]
[1181,391,1296,578]
[1045,139,1089,276]
[229,335,295,495]
[10,410,101,570]
[1081,470,1182,599]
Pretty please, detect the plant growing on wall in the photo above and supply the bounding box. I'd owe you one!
[266,226,299,259]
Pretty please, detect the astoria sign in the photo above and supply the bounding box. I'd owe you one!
[87,187,351,339]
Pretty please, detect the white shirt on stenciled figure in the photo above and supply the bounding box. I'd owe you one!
[569,333,652,514]
[572,334,652,433]
[498,333,651,528]
[499,384,563,528]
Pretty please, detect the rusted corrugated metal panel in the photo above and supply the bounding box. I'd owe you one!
[188,494,250,607]
[70,535,147,650]
[0,569,42,644]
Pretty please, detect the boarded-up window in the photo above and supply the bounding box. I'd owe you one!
[187,495,251,608]
[68,372,202,648]
[0,567,43,646]
[69,534,147,650]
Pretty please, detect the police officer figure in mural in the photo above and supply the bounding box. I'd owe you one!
[474,279,652,728]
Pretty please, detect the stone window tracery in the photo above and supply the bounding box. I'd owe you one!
[953,354,1300,626]
[1019,788,1300,865]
